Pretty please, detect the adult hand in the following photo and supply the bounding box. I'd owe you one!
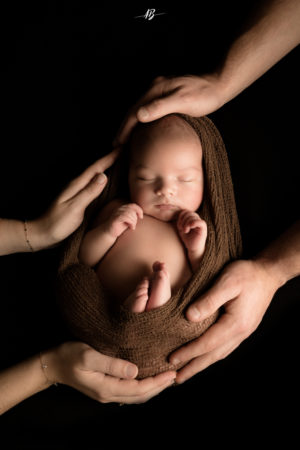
[46,342,176,404]
[169,259,281,384]
[30,149,120,250]
[113,74,225,146]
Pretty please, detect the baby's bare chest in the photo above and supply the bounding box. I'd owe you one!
[95,215,192,302]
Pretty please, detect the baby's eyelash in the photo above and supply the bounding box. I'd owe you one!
[136,177,194,182]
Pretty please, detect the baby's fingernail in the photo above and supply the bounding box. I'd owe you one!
[96,173,107,184]
[138,107,149,120]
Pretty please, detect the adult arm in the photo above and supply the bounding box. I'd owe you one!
[113,0,300,145]
[0,342,176,415]
[169,220,300,383]
[0,149,120,255]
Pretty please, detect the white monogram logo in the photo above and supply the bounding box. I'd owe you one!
[134,9,166,21]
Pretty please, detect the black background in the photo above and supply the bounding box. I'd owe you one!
[1,1,299,447]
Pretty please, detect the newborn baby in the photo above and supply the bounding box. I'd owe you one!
[79,114,207,312]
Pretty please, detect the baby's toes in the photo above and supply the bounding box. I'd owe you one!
[124,278,149,313]
[136,278,150,295]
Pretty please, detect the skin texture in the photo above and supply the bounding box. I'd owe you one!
[0,149,176,415]
[2,0,300,412]
[128,115,204,222]
[110,0,300,384]
[113,1,300,146]
[79,115,207,311]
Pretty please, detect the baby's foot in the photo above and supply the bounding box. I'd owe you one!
[124,277,150,313]
[123,261,171,313]
[145,261,171,311]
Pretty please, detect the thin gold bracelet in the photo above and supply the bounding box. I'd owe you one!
[23,220,34,252]
[39,352,58,387]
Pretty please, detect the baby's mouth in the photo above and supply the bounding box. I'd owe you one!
[155,204,177,210]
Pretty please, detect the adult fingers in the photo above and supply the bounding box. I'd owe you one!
[169,312,237,365]
[79,345,138,379]
[175,338,240,384]
[115,377,175,405]
[68,172,109,212]
[113,77,180,146]
[59,148,120,202]
[186,269,241,322]
[135,92,185,124]
[103,370,176,404]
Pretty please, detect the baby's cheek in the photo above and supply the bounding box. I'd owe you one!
[183,185,203,210]
[132,189,149,210]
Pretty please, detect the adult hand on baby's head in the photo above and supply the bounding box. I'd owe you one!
[30,149,120,250]
[169,259,281,384]
[112,74,225,147]
[46,342,176,405]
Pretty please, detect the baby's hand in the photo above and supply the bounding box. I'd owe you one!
[176,210,207,257]
[106,203,143,239]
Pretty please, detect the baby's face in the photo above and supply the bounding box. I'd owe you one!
[128,132,204,222]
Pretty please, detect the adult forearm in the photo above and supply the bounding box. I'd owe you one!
[254,220,300,289]
[0,218,51,255]
[0,354,51,415]
[217,0,300,105]
[0,219,30,255]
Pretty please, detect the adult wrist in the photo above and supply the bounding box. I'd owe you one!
[205,70,232,108]
[26,218,53,251]
[252,254,288,291]
[40,347,61,386]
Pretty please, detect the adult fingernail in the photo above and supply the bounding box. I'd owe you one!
[170,357,181,365]
[126,365,137,378]
[189,306,201,320]
[96,173,107,184]
[138,107,149,120]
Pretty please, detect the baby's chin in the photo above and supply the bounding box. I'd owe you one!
[144,207,180,222]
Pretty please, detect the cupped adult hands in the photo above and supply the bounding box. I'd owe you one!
[169,259,281,384]
[113,74,226,147]
[45,342,176,405]
[29,149,120,250]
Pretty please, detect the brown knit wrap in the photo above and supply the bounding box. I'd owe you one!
[56,114,243,379]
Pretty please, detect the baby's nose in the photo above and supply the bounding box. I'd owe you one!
[155,180,176,197]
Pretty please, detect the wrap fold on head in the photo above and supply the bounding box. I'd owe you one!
[56,114,243,379]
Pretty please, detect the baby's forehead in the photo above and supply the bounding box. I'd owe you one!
[129,114,202,156]
[133,114,199,140]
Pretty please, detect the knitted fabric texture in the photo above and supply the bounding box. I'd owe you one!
[56,114,243,379]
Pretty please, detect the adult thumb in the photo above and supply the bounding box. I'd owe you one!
[137,95,182,122]
[186,277,233,322]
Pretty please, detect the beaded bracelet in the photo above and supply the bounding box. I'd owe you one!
[39,352,58,387]
[23,220,34,252]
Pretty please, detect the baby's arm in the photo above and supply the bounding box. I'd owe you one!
[176,210,207,273]
[79,200,143,267]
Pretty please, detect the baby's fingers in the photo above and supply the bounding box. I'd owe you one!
[127,203,144,220]
[122,211,139,230]
[177,209,192,230]
[181,214,202,233]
